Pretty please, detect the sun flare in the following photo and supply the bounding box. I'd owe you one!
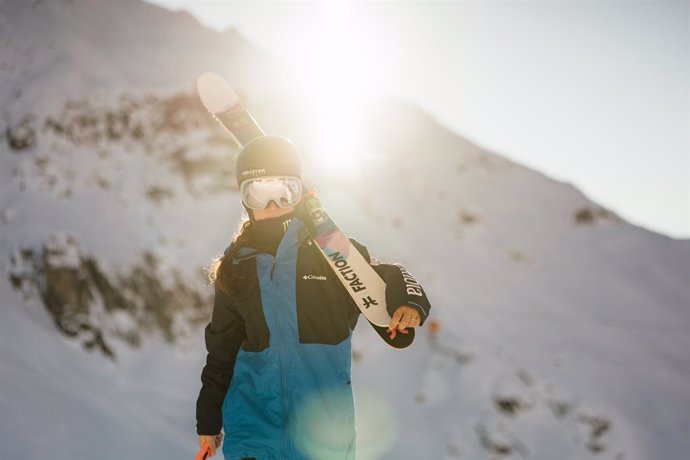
[292,0,372,175]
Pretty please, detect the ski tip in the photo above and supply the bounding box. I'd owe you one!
[369,322,415,349]
[196,71,240,115]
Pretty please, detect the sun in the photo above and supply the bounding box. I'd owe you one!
[290,0,374,175]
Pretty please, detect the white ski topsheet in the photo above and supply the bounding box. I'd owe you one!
[314,228,391,327]
[196,71,240,115]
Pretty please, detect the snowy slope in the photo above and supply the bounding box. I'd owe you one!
[1,1,689,460]
[331,101,690,460]
[0,0,296,119]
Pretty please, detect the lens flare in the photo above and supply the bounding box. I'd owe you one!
[292,0,372,175]
[292,387,399,460]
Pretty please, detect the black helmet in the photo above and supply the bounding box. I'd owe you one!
[235,136,303,187]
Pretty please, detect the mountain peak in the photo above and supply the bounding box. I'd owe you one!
[0,0,271,116]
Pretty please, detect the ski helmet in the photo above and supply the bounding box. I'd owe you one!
[235,136,303,187]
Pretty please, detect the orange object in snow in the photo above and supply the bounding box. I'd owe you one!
[429,319,442,334]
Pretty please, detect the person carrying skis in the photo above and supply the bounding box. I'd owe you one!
[196,135,431,460]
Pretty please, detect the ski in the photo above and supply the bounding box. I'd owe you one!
[197,72,264,147]
[304,196,415,349]
[196,72,414,349]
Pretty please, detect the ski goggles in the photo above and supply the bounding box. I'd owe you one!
[240,176,303,210]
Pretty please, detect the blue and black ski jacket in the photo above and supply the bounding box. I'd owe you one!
[196,217,431,460]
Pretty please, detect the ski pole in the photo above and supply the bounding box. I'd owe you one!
[194,443,211,460]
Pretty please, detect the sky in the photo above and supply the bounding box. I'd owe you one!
[146,0,689,239]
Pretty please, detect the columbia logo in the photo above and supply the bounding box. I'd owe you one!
[302,274,327,281]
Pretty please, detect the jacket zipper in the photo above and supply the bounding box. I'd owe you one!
[236,229,307,458]
[271,254,290,459]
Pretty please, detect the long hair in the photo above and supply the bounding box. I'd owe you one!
[207,215,252,296]
[209,199,310,295]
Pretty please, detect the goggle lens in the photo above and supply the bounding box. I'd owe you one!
[241,177,302,210]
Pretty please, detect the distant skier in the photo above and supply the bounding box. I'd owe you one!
[195,136,431,459]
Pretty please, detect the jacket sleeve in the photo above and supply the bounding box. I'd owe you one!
[196,285,245,435]
[350,239,432,326]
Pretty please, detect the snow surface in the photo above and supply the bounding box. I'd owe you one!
[1,0,689,459]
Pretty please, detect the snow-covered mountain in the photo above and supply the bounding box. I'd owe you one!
[1,0,689,459]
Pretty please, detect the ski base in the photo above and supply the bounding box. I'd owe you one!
[369,321,415,349]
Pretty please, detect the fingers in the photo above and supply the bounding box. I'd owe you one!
[197,435,220,459]
[388,308,404,332]
[388,306,421,340]
[397,309,415,331]
[396,308,420,331]
[209,434,222,457]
